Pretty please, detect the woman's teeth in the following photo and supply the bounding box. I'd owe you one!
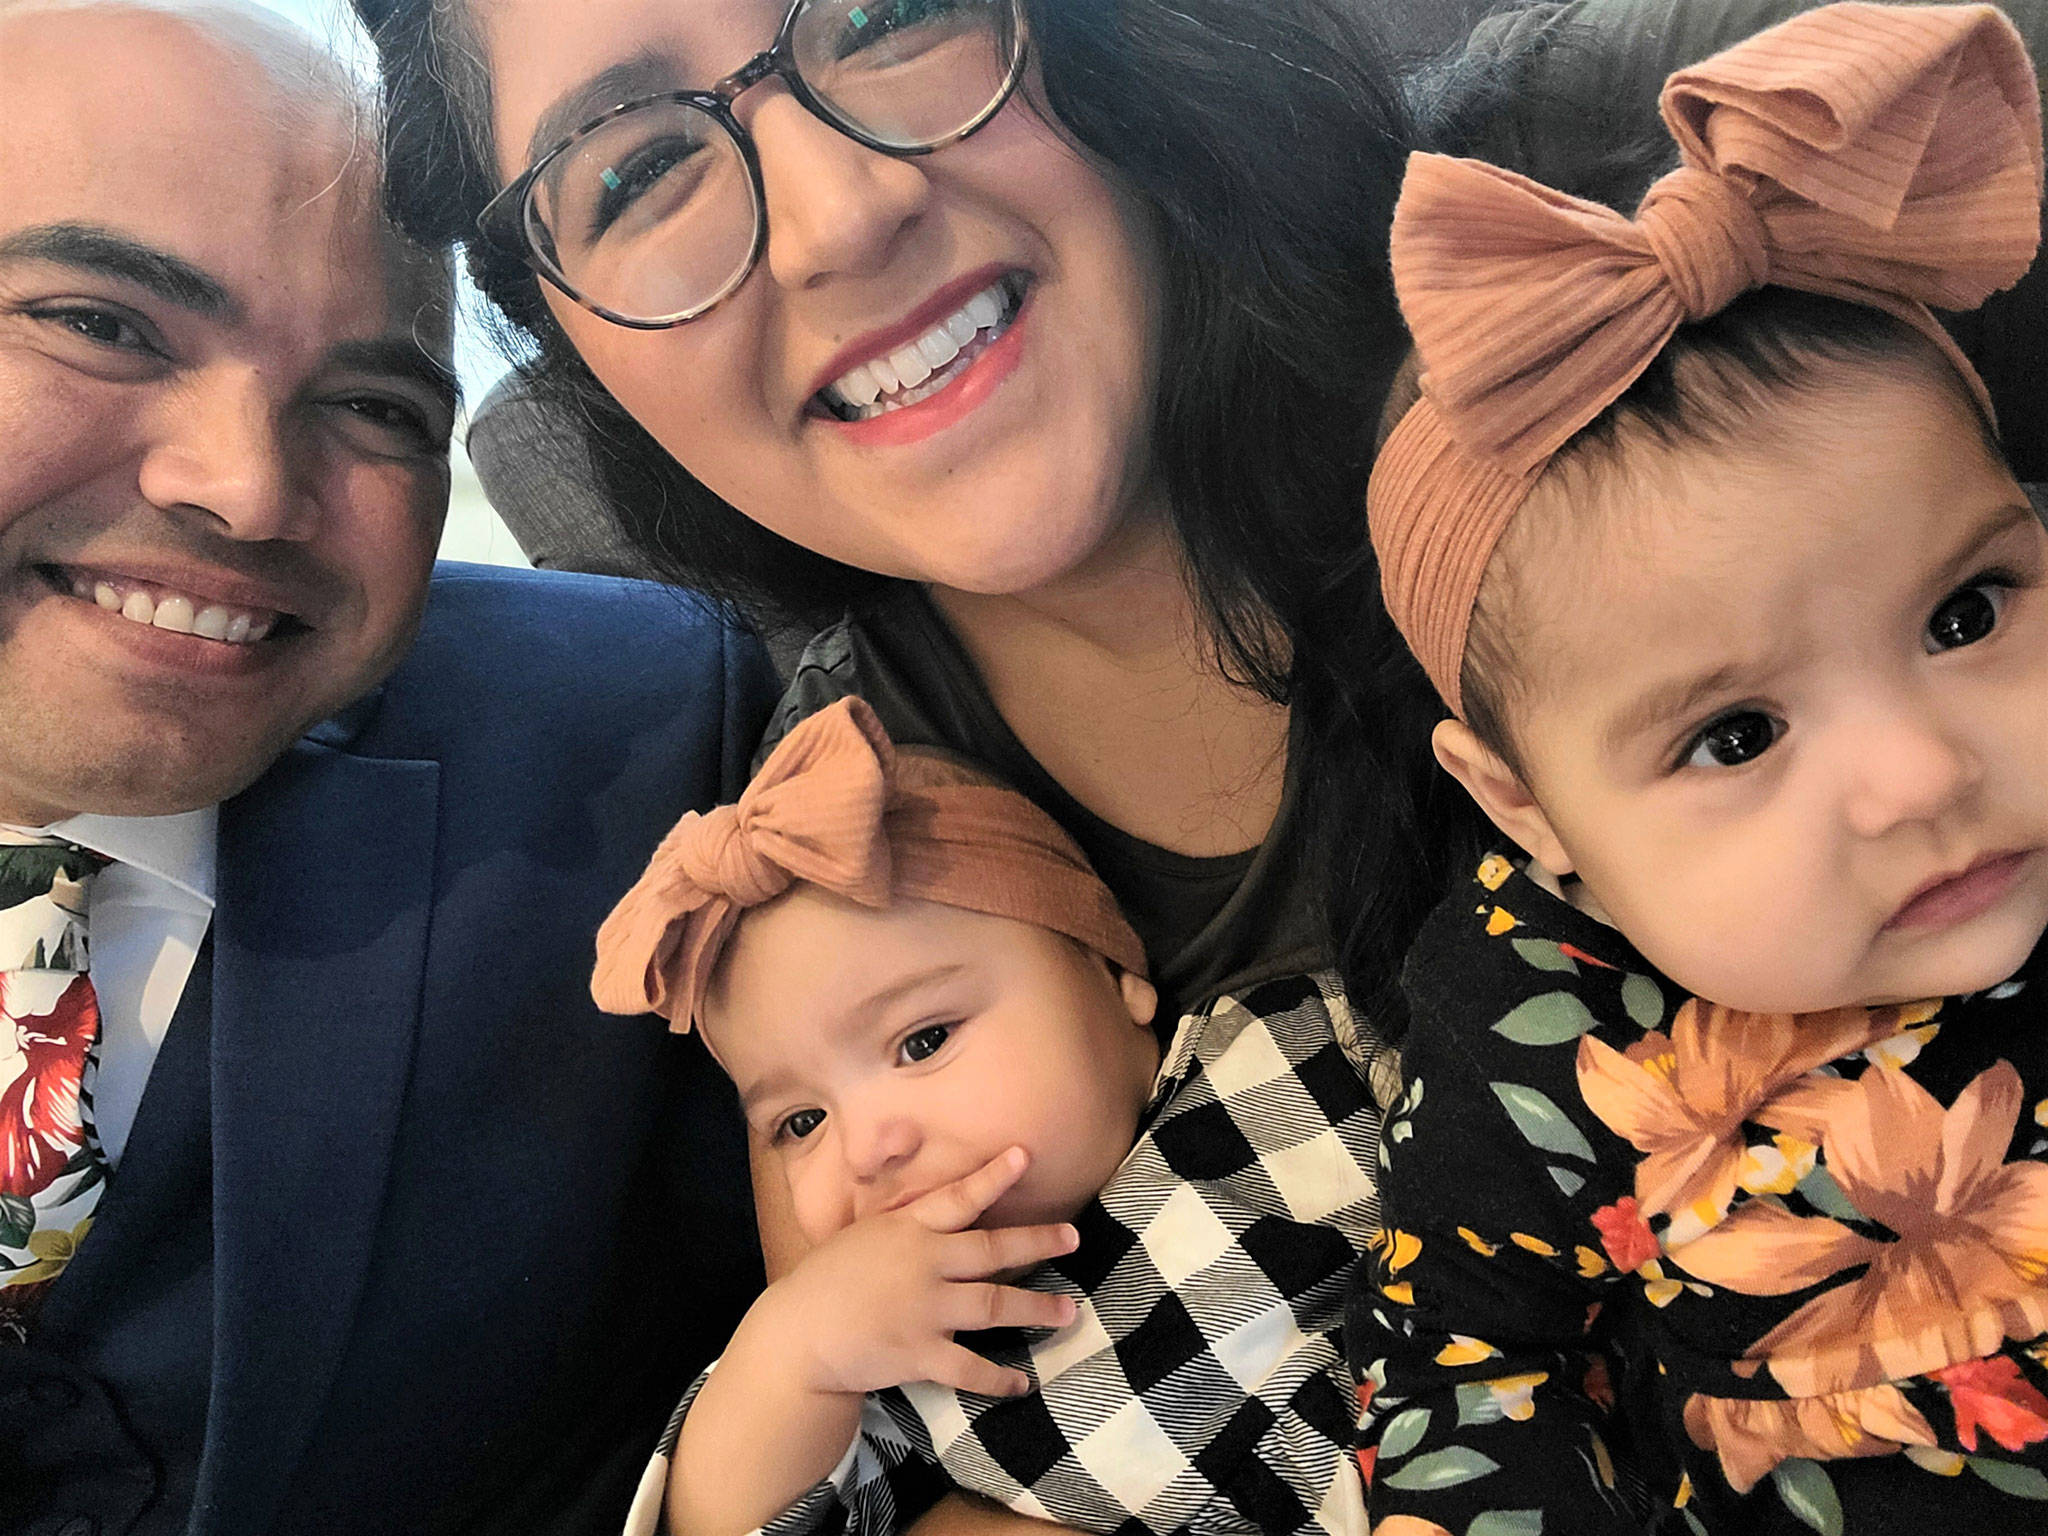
[821,281,1014,421]
[74,574,276,645]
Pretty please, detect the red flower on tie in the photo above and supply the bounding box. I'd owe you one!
[0,974,98,1200]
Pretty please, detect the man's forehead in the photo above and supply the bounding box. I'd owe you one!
[0,0,451,361]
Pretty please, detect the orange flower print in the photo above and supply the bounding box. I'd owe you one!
[1369,1520,1456,1536]
[1672,1062,2048,1399]
[1591,1198,1660,1272]
[1932,1356,2048,1453]
[1683,1382,1937,1492]
[1355,1445,1377,1489]
[1576,1000,1900,1244]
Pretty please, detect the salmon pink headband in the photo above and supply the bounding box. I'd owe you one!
[1368,2,2044,717]
[591,697,1146,1032]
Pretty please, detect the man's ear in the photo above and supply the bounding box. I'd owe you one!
[1117,969,1158,1031]
[1431,719,1576,878]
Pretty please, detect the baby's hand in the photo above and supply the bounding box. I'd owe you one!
[766,1146,1080,1400]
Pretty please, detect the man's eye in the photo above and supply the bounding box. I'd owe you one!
[1926,580,2011,653]
[326,395,450,457]
[899,1024,952,1064]
[1681,710,1782,770]
[778,1108,826,1142]
[32,303,159,355]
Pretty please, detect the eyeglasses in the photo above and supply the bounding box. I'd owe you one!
[478,0,1028,330]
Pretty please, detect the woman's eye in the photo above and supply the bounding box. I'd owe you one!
[1681,710,1782,770]
[899,1024,952,1064]
[778,1108,826,1142]
[1926,580,2010,653]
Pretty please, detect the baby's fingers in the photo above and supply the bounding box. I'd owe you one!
[911,1147,1030,1233]
[924,1342,1034,1400]
[940,1221,1081,1280]
[941,1279,1079,1334]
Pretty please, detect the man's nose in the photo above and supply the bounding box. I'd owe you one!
[747,89,935,293]
[1840,700,1981,840]
[135,367,315,542]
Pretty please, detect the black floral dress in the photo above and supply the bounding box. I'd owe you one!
[1348,855,2048,1535]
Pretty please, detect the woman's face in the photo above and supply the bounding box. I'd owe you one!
[475,0,1167,597]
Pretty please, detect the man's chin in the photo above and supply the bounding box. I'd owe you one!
[0,723,313,824]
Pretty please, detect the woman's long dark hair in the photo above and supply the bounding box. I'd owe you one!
[350,0,1467,1044]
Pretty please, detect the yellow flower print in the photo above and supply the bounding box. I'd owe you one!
[1735,1134,1819,1199]
[1905,1445,1967,1476]
[1675,1471,1694,1508]
[11,1216,92,1286]
[1575,1245,1609,1278]
[1374,1229,1422,1304]
[1477,854,1514,891]
[1867,1022,1941,1071]
[2034,1098,2048,1132]
[1457,1227,1497,1257]
[1480,1371,1548,1420]
[1589,1429,1617,1488]
[1637,1259,1712,1309]
[1485,906,1519,937]
[1435,1334,1502,1367]
[1510,1232,1558,1258]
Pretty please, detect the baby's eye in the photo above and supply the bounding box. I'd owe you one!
[1682,710,1782,770]
[1925,579,2010,653]
[777,1108,826,1142]
[899,1024,953,1064]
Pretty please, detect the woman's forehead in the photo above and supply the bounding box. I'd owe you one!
[476,0,787,171]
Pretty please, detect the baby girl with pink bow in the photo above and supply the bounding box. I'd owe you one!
[1351,5,2048,1533]
[593,697,1380,1536]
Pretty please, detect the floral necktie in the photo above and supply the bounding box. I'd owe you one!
[0,836,111,1341]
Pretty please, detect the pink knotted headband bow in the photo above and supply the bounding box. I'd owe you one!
[591,696,1147,1033]
[1367,2,2044,716]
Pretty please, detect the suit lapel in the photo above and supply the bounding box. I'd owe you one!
[194,734,439,1536]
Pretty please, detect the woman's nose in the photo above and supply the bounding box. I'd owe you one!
[1840,703,1981,840]
[136,368,315,543]
[745,89,934,292]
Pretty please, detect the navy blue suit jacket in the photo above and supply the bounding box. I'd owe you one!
[21,564,778,1535]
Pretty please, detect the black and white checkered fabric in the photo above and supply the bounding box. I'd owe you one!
[626,971,1380,1536]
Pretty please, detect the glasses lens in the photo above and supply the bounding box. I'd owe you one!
[528,100,759,323]
[792,0,1022,151]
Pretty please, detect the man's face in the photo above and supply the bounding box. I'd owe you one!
[0,4,456,824]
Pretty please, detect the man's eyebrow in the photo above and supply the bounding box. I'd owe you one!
[0,223,235,318]
[327,337,461,417]
[526,53,690,167]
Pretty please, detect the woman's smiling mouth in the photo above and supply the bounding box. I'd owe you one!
[816,275,1025,424]
[807,266,1032,438]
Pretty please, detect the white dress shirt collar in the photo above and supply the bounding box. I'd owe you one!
[25,809,218,911]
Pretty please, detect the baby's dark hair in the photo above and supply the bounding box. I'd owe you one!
[1456,287,2001,775]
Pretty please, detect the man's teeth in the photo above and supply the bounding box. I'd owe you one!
[823,281,1013,419]
[84,579,273,644]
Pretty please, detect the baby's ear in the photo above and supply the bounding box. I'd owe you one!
[1116,969,1158,1030]
[1431,719,1576,878]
